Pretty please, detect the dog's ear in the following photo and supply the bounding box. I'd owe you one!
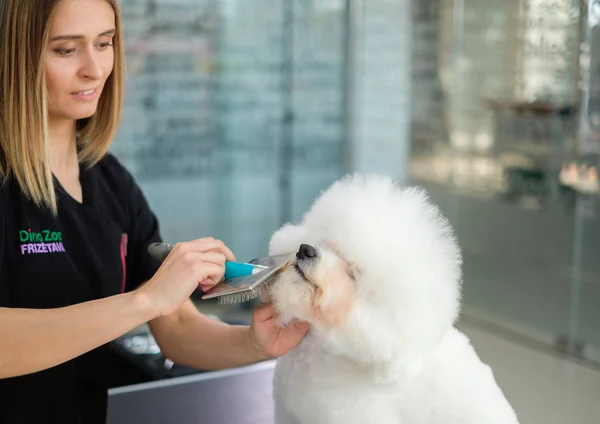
[269,223,308,256]
[313,266,355,326]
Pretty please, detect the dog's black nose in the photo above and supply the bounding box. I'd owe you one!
[296,244,317,260]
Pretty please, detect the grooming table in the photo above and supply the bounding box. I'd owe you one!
[107,360,276,424]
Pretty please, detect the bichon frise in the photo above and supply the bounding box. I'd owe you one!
[267,174,520,424]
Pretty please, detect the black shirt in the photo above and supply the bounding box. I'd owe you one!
[0,153,163,423]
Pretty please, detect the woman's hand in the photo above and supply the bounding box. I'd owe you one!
[248,303,309,359]
[136,238,236,319]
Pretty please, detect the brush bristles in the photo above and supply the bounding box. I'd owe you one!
[217,283,271,305]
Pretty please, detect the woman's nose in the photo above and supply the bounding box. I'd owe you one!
[79,49,104,80]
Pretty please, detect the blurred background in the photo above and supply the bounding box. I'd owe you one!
[107,0,600,422]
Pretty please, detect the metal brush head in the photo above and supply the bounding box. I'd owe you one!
[147,242,292,305]
[202,255,291,304]
[216,283,272,305]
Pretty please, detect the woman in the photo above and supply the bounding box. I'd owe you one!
[0,1,309,423]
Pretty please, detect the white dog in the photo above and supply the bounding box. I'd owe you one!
[266,174,520,424]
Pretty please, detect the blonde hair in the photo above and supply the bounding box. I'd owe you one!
[0,0,124,214]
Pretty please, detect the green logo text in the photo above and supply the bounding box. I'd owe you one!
[19,229,63,243]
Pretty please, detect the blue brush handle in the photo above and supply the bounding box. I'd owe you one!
[148,242,265,280]
[224,261,259,280]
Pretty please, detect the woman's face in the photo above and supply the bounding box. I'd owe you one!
[45,0,116,123]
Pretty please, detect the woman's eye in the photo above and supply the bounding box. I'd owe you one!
[54,48,76,57]
[96,42,113,50]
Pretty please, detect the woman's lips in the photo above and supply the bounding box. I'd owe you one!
[71,87,99,101]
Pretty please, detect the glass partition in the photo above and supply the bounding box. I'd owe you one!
[113,0,347,262]
[409,0,600,363]
[112,0,222,245]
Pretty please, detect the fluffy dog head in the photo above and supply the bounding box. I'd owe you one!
[267,174,463,381]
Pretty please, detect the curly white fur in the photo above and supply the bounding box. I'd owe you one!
[267,173,520,424]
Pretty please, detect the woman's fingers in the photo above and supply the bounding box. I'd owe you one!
[182,237,236,261]
[253,302,277,322]
[139,253,228,318]
[198,251,227,266]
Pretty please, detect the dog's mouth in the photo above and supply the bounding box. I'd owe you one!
[294,262,309,282]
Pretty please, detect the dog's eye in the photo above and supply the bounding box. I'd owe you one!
[347,263,359,281]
